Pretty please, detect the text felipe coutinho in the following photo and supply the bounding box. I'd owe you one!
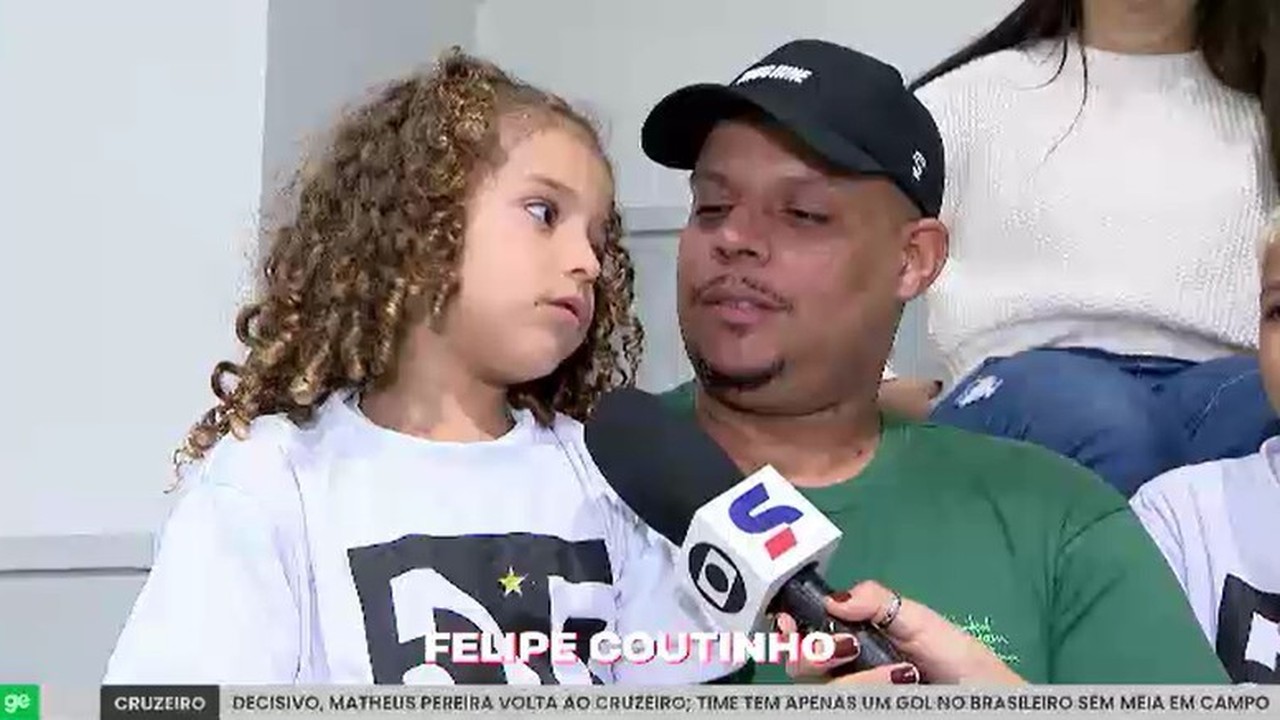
[424,630,836,665]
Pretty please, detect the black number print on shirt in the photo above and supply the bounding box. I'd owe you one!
[348,533,613,685]
[1216,574,1280,683]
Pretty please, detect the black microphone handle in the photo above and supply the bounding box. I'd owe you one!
[773,566,909,677]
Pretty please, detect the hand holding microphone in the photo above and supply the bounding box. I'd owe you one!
[777,580,1025,685]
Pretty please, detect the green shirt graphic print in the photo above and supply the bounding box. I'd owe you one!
[662,383,1228,684]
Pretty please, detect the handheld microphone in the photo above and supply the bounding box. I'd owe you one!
[584,387,905,675]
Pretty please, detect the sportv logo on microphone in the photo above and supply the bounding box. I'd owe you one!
[729,483,802,559]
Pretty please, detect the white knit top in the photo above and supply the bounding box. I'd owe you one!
[905,38,1274,387]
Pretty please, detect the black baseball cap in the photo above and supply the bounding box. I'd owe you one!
[642,39,944,218]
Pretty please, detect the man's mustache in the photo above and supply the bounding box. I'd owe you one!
[692,275,792,311]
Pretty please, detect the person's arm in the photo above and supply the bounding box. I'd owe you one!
[104,445,304,684]
[1048,503,1228,684]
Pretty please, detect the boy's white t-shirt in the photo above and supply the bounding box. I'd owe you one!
[105,391,733,685]
[1131,439,1280,684]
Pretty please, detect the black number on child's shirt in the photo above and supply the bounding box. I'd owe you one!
[348,533,612,685]
[1216,574,1280,683]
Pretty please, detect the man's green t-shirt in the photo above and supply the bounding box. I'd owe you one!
[663,383,1227,684]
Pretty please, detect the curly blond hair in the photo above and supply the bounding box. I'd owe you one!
[176,49,643,473]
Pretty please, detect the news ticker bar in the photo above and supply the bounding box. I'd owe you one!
[1,684,1275,720]
[5,681,1274,717]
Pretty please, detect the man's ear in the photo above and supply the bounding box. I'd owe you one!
[896,218,948,302]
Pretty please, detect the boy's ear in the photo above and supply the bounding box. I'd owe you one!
[895,218,948,302]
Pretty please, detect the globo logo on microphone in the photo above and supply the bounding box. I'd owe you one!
[688,542,748,613]
[728,483,802,559]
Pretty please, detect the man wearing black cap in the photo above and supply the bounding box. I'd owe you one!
[643,40,1227,684]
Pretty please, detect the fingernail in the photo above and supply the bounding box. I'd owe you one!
[891,665,920,685]
[833,635,858,658]
[830,590,851,603]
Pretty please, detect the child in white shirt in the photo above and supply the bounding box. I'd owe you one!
[1132,215,1280,684]
[105,50,727,686]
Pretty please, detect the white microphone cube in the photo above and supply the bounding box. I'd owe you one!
[676,466,842,635]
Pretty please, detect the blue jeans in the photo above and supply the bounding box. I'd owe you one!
[929,348,1280,498]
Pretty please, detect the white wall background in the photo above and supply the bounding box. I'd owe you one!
[0,0,1016,684]
[0,0,270,540]
[0,0,272,685]
[260,0,481,201]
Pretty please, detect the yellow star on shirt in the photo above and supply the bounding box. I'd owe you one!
[498,566,526,597]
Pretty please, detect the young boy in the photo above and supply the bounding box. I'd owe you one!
[103,50,731,686]
[1131,216,1280,684]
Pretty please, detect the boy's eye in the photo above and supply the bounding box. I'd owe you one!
[526,200,558,226]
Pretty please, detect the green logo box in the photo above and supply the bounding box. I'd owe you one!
[0,686,38,720]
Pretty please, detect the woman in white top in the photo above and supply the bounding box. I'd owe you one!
[884,0,1280,497]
